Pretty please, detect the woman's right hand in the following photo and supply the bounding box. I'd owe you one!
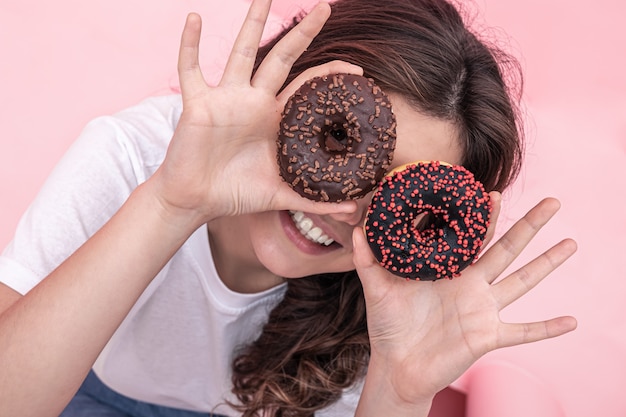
[151,0,361,226]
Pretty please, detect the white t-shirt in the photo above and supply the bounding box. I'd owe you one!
[0,95,362,416]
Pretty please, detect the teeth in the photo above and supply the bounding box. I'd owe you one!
[307,227,322,240]
[289,211,335,246]
[299,218,313,233]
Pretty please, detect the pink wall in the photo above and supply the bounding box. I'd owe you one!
[1,0,624,415]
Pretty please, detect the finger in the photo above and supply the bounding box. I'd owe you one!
[253,2,334,92]
[498,316,577,348]
[276,60,364,102]
[352,227,395,302]
[352,226,379,272]
[296,199,359,216]
[476,197,561,284]
[481,191,502,250]
[178,13,207,98]
[271,183,358,214]
[493,238,577,309]
[220,0,272,86]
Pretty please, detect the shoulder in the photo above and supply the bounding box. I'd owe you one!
[111,94,182,135]
[82,94,183,181]
[0,94,183,292]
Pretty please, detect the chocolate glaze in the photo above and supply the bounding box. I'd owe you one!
[365,162,491,280]
[277,73,396,202]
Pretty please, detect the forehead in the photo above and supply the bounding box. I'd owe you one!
[388,94,463,169]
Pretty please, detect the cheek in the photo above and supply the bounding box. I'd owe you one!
[337,250,357,269]
[246,213,285,259]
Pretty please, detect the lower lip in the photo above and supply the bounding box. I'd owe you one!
[278,211,340,256]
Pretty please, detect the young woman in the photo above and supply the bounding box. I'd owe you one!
[0,0,577,416]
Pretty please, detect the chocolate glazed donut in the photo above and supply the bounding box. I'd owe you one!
[277,73,397,202]
[364,161,492,280]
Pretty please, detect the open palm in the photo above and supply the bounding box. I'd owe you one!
[153,1,361,224]
[353,196,577,403]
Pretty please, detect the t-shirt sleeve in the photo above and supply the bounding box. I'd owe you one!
[315,378,363,417]
[0,115,147,294]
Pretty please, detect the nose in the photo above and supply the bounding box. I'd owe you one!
[327,197,370,226]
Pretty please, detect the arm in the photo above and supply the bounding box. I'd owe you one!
[352,196,578,417]
[0,2,359,415]
[0,180,201,417]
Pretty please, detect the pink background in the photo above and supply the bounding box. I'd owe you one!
[1,0,625,415]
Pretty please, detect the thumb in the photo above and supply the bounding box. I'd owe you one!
[352,227,394,300]
[352,226,379,271]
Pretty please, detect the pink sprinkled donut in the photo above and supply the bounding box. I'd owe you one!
[364,161,491,280]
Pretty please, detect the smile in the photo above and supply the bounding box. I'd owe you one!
[289,211,335,246]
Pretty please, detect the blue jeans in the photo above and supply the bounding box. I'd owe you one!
[59,370,226,417]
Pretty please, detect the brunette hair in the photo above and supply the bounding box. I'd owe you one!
[231,0,524,415]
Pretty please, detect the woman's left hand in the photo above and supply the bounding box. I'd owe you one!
[352,195,578,408]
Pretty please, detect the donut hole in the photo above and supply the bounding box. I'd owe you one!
[412,211,445,239]
[322,123,352,153]
[331,126,347,141]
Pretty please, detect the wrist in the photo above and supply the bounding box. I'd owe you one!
[137,176,210,236]
[356,354,434,417]
[144,166,220,228]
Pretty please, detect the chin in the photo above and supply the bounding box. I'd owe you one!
[259,252,350,279]
[252,239,352,279]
